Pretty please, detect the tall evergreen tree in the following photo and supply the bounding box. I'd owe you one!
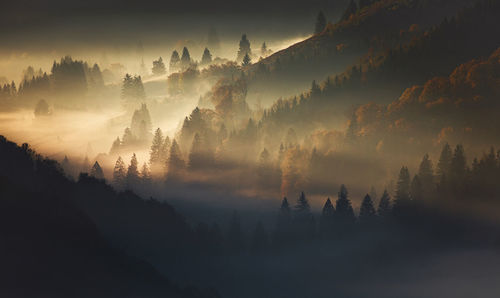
[109,137,121,155]
[126,153,140,189]
[320,198,335,238]
[393,166,411,215]
[242,53,252,66]
[180,47,191,70]
[141,162,152,187]
[410,175,423,201]
[169,50,181,73]
[200,48,212,65]
[90,161,104,180]
[166,139,185,178]
[335,185,355,225]
[437,143,453,179]
[113,156,126,190]
[150,128,164,172]
[377,189,392,219]
[152,57,166,76]
[418,154,434,199]
[314,10,327,34]
[293,192,315,239]
[359,194,376,224]
[236,34,252,63]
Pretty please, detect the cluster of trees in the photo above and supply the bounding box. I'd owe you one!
[121,74,145,109]
[110,104,152,154]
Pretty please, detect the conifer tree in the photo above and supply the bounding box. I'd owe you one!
[113,156,126,190]
[314,10,327,34]
[260,42,268,57]
[437,143,453,179]
[180,47,191,70]
[410,175,423,201]
[150,128,164,171]
[242,53,251,66]
[335,184,356,226]
[293,192,315,239]
[320,198,335,238]
[81,155,90,174]
[166,139,185,177]
[169,50,181,73]
[141,162,152,187]
[236,34,252,63]
[188,133,204,169]
[90,161,104,180]
[126,153,140,189]
[393,166,411,215]
[377,189,392,218]
[418,154,434,199]
[152,57,166,76]
[201,48,212,65]
[359,194,376,224]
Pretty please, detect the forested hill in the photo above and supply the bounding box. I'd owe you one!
[245,0,472,99]
[0,136,219,298]
[260,0,500,131]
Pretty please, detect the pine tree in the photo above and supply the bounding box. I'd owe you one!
[242,53,251,66]
[81,155,90,174]
[393,166,411,215]
[335,185,356,227]
[61,155,71,178]
[293,192,315,239]
[377,189,392,219]
[113,156,126,190]
[152,57,166,76]
[169,50,181,73]
[141,162,152,187]
[260,42,268,57]
[150,128,164,171]
[201,48,212,65]
[126,153,140,189]
[342,0,358,21]
[359,194,376,224]
[90,161,104,180]
[188,133,204,169]
[236,34,252,63]
[410,175,423,201]
[314,10,327,34]
[160,136,171,166]
[437,143,452,179]
[166,139,185,178]
[320,198,335,238]
[180,47,191,70]
[418,154,434,199]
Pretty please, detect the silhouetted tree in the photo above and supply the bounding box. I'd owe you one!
[377,189,392,219]
[437,143,452,180]
[293,192,315,239]
[359,194,376,224]
[315,11,327,34]
[320,198,335,238]
[335,185,356,229]
[126,153,140,189]
[410,175,423,201]
[90,161,104,180]
[113,156,126,190]
[141,163,152,187]
[150,128,164,172]
[181,47,191,70]
[418,154,434,200]
[237,34,252,63]
[109,137,121,155]
[274,197,293,245]
[152,57,166,76]
[201,48,212,66]
[166,139,185,179]
[393,166,411,215]
[242,53,251,66]
[169,50,181,73]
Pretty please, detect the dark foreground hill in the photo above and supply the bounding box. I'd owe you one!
[0,136,219,298]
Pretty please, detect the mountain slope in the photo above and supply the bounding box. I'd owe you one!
[0,136,219,298]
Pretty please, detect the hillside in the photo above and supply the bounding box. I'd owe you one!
[246,0,472,101]
[0,136,219,298]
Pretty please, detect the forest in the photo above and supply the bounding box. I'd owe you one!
[1,0,500,297]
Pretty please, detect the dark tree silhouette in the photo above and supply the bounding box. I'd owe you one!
[169,50,181,73]
[237,34,252,63]
[359,194,376,224]
[181,47,192,70]
[90,161,104,180]
[377,189,392,219]
[201,48,212,66]
[126,153,140,189]
[314,11,327,34]
[320,198,335,238]
[335,185,355,228]
[152,57,166,76]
